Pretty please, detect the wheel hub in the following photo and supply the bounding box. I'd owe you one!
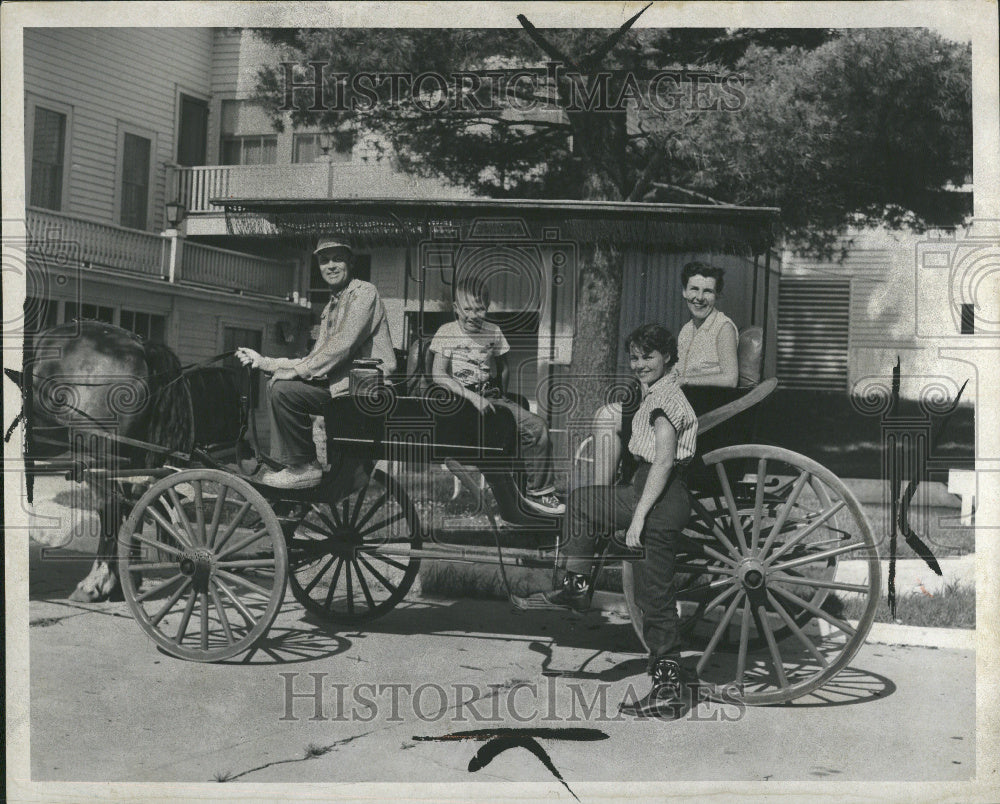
[738,558,767,591]
[180,547,215,589]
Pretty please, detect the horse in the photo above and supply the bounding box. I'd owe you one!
[25,320,194,602]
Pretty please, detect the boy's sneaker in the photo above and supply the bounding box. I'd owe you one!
[258,461,323,489]
[523,491,565,516]
[511,571,591,612]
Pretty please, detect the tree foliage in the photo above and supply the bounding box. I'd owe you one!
[254,25,971,254]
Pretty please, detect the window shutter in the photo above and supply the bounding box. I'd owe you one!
[776,279,850,391]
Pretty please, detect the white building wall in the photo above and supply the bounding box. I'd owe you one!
[782,227,980,404]
[24,27,214,230]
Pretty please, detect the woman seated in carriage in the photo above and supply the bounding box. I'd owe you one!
[515,323,697,720]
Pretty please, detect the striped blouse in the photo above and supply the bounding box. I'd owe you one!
[627,368,698,464]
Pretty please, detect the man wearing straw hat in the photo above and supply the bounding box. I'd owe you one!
[236,237,396,489]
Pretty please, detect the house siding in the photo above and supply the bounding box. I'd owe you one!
[24,27,214,229]
[781,228,978,402]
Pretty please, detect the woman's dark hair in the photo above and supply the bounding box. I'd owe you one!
[681,261,725,295]
[625,324,678,370]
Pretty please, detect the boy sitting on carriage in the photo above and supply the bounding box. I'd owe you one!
[514,323,697,719]
[429,278,564,516]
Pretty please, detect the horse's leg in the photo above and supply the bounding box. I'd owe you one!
[69,489,125,602]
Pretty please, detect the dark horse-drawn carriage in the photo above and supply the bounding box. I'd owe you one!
[20,199,880,706]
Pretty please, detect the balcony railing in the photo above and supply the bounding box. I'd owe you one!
[182,240,291,297]
[28,206,165,277]
[176,164,330,213]
[27,207,296,298]
[173,162,474,213]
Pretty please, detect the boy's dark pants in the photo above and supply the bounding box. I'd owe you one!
[563,462,690,671]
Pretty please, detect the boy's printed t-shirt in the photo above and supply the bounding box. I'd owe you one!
[429,320,510,388]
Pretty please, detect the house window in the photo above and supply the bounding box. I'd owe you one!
[220,99,277,165]
[292,132,354,164]
[64,302,115,325]
[960,303,975,335]
[222,326,263,409]
[30,106,67,210]
[120,309,166,343]
[177,94,208,166]
[120,132,152,229]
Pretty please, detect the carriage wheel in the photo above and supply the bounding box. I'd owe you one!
[118,469,287,662]
[286,468,422,623]
[622,445,880,705]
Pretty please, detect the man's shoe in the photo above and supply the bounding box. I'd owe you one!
[523,492,566,516]
[259,462,323,490]
[511,571,591,612]
[619,658,692,720]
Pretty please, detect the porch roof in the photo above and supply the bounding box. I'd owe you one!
[217,197,779,256]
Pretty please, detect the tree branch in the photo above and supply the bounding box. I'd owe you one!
[649,182,729,205]
[580,2,653,72]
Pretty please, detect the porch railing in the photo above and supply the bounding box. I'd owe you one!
[181,241,293,297]
[175,164,329,213]
[26,207,296,298]
[27,206,165,277]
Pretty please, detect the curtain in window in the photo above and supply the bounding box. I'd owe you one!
[121,133,151,229]
[30,107,66,210]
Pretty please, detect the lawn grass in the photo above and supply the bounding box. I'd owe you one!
[841,581,975,629]
[860,503,974,559]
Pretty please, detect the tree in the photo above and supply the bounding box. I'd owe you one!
[253,20,972,407]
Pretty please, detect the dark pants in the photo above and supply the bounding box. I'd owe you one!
[563,463,690,670]
[266,378,332,465]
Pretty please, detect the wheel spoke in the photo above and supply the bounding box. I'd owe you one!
[353,491,387,532]
[147,577,191,620]
[357,553,399,594]
[323,559,345,610]
[757,471,810,557]
[770,584,857,637]
[210,585,235,644]
[352,559,377,609]
[193,481,207,547]
[754,601,789,689]
[126,561,180,572]
[696,589,744,677]
[213,500,253,554]
[216,558,277,569]
[167,488,199,547]
[766,590,828,666]
[304,556,337,595]
[215,526,270,561]
[174,590,198,643]
[314,505,342,532]
[770,572,870,595]
[360,550,408,572]
[349,477,371,527]
[131,529,187,559]
[145,506,193,550]
[682,574,738,598]
[216,569,271,599]
[690,497,741,561]
[358,510,407,539]
[345,561,355,615]
[735,602,752,681]
[215,575,257,627]
[769,539,866,574]
[749,459,767,552]
[764,501,847,565]
[206,484,229,547]
[715,464,748,552]
[200,592,210,650]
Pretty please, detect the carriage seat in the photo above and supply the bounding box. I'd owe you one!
[737,326,763,388]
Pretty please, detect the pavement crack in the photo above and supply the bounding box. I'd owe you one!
[212,731,374,782]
